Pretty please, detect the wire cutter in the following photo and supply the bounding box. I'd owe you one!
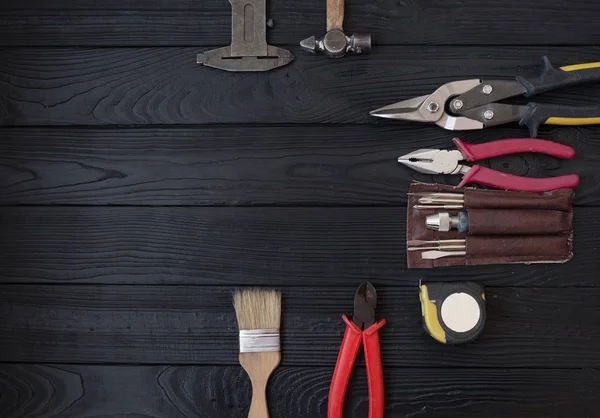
[371,56,600,137]
[398,137,580,192]
[328,282,386,418]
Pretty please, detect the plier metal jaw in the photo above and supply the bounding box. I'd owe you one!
[328,282,386,418]
[398,138,580,192]
[397,148,467,175]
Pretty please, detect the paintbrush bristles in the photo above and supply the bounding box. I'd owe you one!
[234,289,281,331]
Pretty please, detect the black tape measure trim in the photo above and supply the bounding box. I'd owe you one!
[422,282,486,345]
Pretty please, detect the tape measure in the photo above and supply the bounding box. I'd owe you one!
[419,281,486,345]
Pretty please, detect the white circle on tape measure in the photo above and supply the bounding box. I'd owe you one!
[440,292,481,333]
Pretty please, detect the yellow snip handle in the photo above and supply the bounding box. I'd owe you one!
[545,116,600,126]
[545,61,600,126]
[560,62,600,71]
[545,63,600,125]
[519,58,600,127]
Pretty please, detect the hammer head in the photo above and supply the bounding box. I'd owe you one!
[300,30,371,58]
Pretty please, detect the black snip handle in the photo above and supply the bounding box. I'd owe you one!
[517,56,600,96]
[519,102,600,137]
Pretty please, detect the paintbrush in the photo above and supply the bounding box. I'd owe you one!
[234,289,282,418]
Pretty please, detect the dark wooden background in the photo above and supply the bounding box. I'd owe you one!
[1,1,600,417]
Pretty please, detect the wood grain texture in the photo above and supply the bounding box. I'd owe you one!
[1,364,598,418]
[1,125,598,206]
[0,206,596,286]
[1,1,599,416]
[3,46,600,126]
[1,285,600,367]
[3,0,600,46]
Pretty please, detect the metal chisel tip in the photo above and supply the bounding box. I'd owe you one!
[421,250,467,260]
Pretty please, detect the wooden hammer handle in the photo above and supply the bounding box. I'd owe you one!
[327,0,344,31]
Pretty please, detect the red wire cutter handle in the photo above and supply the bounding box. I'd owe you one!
[328,315,386,418]
[452,137,576,161]
[363,320,386,418]
[328,316,362,418]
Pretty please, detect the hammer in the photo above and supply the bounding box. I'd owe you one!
[300,0,371,58]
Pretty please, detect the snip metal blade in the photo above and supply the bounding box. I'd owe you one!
[370,95,429,120]
[370,79,485,130]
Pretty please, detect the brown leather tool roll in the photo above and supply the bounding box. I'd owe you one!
[464,188,573,210]
[466,235,569,257]
[466,209,570,235]
[407,183,574,268]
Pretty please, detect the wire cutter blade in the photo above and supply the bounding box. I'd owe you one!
[353,281,377,329]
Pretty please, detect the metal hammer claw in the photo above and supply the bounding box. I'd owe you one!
[300,0,371,58]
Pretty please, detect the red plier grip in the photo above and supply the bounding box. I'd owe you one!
[458,166,580,192]
[453,137,579,192]
[453,137,576,161]
[328,315,386,418]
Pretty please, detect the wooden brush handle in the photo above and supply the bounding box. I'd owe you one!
[248,379,269,418]
[240,351,281,418]
[327,0,344,31]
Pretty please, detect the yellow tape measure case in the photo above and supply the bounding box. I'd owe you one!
[419,282,486,345]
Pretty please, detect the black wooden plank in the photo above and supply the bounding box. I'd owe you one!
[0,125,597,206]
[0,206,595,286]
[0,364,598,418]
[1,286,599,367]
[2,46,600,126]
[2,0,600,46]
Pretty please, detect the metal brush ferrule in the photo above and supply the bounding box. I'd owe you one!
[239,329,280,353]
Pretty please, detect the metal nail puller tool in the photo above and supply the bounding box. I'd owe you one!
[300,0,371,58]
[197,0,294,71]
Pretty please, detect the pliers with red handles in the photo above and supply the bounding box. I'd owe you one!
[397,137,580,192]
[328,282,386,418]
